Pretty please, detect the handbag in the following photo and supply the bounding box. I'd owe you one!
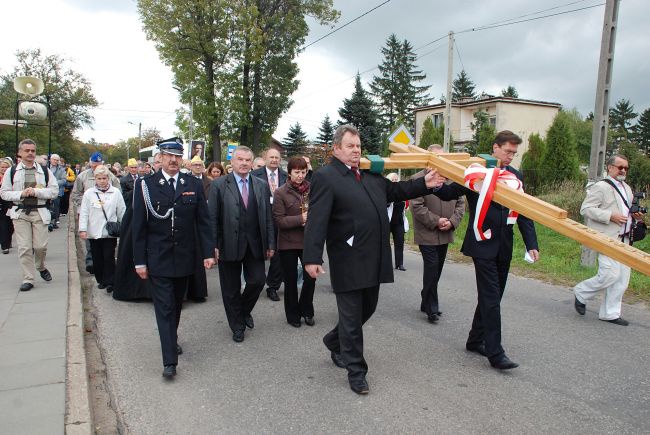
[601,179,646,243]
[95,192,121,237]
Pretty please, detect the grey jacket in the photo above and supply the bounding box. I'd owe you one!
[581,177,634,239]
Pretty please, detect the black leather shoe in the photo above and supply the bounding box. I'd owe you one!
[2,248,8,254]
[267,288,280,301]
[162,365,176,379]
[19,282,34,292]
[349,378,369,395]
[191,297,206,303]
[289,321,301,328]
[39,269,52,281]
[176,344,183,355]
[85,265,94,275]
[574,297,586,315]
[106,285,113,293]
[603,317,629,326]
[244,314,254,329]
[466,343,488,357]
[330,352,346,368]
[490,356,519,370]
[396,265,407,271]
[98,283,107,289]
[304,317,315,326]
[232,329,245,343]
[420,304,426,313]
[427,313,439,323]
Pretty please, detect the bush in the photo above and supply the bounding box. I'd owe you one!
[537,179,587,221]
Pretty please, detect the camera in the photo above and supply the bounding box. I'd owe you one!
[630,192,647,214]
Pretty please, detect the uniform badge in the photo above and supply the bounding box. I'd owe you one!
[179,178,185,185]
[159,178,165,185]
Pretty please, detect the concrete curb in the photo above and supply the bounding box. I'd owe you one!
[64,216,93,434]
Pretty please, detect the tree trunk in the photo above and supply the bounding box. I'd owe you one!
[204,58,222,162]
[240,44,251,146]
[251,62,263,150]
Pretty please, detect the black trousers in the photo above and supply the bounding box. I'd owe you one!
[419,244,449,316]
[50,197,61,223]
[323,285,379,381]
[0,210,13,250]
[218,246,266,332]
[390,223,405,267]
[467,256,511,361]
[89,238,117,286]
[279,249,315,323]
[60,190,71,215]
[265,225,283,290]
[149,274,188,366]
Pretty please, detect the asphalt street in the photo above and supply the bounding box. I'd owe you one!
[91,248,650,434]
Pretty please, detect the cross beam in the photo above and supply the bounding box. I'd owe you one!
[359,143,650,276]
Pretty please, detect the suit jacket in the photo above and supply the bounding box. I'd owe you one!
[208,173,275,262]
[434,165,538,260]
[411,170,465,246]
[200,175,212,197]
[303,157,432,293]
[251,166,287,197]
[581,177,633,239]
[120,174,137,208]
[131,171,213,277]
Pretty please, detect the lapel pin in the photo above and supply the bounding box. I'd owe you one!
[159,178,165,185]
[180,178,185,185]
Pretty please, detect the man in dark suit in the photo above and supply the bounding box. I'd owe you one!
[303,124,444,395]
[251,147,287,301]
[120,158,139,208]
[132,138,215,379]
[209,146,275,343]
[433,130,539,370]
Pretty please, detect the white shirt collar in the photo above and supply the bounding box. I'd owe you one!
[266,167,277,178]
[161,170,179,183]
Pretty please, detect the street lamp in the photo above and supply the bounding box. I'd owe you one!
[128,121,142,157]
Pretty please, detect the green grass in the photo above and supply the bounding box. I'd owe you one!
[405,210,650,302]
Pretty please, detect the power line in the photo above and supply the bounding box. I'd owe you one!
[302,0,392,50]
[455,42,465,72]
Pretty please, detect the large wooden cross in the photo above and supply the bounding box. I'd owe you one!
[359,143,650,276]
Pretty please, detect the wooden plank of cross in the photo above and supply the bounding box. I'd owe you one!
[358,143,650,276]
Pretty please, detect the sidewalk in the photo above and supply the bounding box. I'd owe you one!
[0,217,69,434]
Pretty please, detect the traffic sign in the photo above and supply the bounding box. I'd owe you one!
[388,124,415,145]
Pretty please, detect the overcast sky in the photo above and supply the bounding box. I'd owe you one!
[1,0,648,146]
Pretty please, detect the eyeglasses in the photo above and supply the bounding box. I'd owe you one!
[501,150,518,157]
[22,149,36,153]
[612,165,629,171]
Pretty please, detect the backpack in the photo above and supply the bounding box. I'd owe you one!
[9,164,52,206]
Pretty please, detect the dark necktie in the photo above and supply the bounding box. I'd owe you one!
[241,178,249,208]
[351,166,361,182]
[168,177,175,195]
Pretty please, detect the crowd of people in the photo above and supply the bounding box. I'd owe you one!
[0,125,643,395]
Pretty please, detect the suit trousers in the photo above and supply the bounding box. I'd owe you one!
[14,212,49,284]
[279,249,315,323]
[323,285,380,381]
[218,246,266,332]
[0,210,13,250]
[389,223,405,267]
[89,238,117,286]
[467,256,511,361]
[149,274,188,366]
[574,253,631,320]
[419,244,449,316]
[265,226,283,290]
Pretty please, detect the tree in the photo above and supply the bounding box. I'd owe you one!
[501,85,519,98]
[317,114,334,145]
[561,108,592,163]
[452,70,476,102]
[282,122,308,157]
[468,110,495,155]
[609,98,637,140]
[633,108,650,156]
[338,74,382,155]
[418,117,444,148]
[540,112,581,184]
[369,34,431,133]
[520,133,546,194]
[0,49,98,160]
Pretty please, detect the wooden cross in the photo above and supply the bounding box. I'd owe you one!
[359,143,650,276]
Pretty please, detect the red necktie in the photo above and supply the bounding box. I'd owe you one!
[351,166,361,182]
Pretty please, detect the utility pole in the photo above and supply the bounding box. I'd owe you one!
[137,122,142,157]
[188,96,194,160]
[443,31,454,152]
[582,0,620,267]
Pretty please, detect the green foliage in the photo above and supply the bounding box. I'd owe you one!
[369,34,431,133]
[419,117,444,148]
[619,142,650,190]
[633,108,650,156]
[559,108,593,163]
[500,85,519,98]
[467,110,494,155]
[520,133,546,195]
[283,122,308,157]
[338,74,382,155]
[317,114,334,145]
[452,70,476,102]
[540,112,581,183]
[609,98,637,140]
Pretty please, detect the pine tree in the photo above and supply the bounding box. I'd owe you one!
[452,70,476,102]
[468,110,494,155]
[369,34,431,133]
[283,122,308,157]
[317,114,334,145]
[501,85,519,98]
[520,133,546,194]
[632,107,650,156]
[540,112,581,184]
[338,74,382,155]
[419,117,444,148]
[609,99,638,140]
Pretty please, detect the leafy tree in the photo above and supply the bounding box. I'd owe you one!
[468,110,494,155]
[520,133,546,194]
[618,142,650,190]
[338,74,382,155]
[561,108,593,163]
[633,107,650,156]
[282,122,308,157]
[317,114,335,145]
[452,70,476,102]
[369,34,431,133]
[540,112,581,184]
[609,98,637,141]
[0,49,98,161]
[500,85,519,98]
[419,117,444,148]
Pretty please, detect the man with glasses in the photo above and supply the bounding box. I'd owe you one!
[573,155,643,326]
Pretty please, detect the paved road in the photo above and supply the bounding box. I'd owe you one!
[91,248,650,434]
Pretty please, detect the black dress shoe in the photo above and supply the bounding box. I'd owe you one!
[304,317,315,326]
[39,269,52,281]
[97,283,107,289]
[396,265,407,271]
[349,378,369,395]
[574,297,586,315]
[288,321,301,328]
[420,304,425,313]
[267,288,280,301]
[490,356,519,370]
[106,285,113,293]
[244,314,254,329]
[176,344,183,355]
[232,329,245,343]
[85,265,94,275]
[603,317,629,326]
[191,297,206,303]
[19,282,34,292]
[162,365,176,379]
[2,248,8,254]
[466,343,488,357]
[427,313,439,323]
[330,352,346,368]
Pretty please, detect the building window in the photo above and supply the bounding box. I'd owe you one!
[432,113,443,128]
[489,116,496,127]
